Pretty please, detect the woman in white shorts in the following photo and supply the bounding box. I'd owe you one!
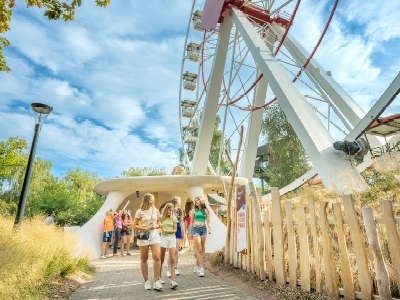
[133,193,163,291]
[159,203,179,289]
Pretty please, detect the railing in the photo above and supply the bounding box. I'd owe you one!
[224,182,400,300]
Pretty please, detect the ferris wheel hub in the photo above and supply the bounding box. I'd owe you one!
[201,0,291,30]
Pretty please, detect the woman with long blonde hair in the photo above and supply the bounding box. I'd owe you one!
[159,203,179,289]
[166,196,184,277]
[188,196,211,277]
[133,193,164,290]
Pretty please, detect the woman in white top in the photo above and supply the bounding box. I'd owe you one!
[133,193,164,291]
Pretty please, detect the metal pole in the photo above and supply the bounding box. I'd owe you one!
[14,122,41,227]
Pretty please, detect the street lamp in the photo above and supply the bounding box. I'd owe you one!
[14,103,53,227]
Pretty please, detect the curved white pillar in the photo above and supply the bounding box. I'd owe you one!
[75,190,131,259]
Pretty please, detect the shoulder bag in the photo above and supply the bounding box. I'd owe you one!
[136,209,154,240]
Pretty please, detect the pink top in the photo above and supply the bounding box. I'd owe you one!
[186,217,191,226]
[115,215,122,229]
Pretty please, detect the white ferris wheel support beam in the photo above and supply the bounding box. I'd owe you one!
[191,15,233,175]
[230,8,368,192]
[271,23,365,127]
[239,68,268,181]
[272,24,383,150]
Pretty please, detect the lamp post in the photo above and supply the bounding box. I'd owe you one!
[14,103,53,227]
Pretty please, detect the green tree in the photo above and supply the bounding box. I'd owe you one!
[0,0,111,72]
[261,103,311,188]
[0,136,27,178]
[120,166,167,177]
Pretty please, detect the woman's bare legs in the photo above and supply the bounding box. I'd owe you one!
[169,247,177,280]
[150,243,161,282]
[121,235,127,254]
[175,238,181,268]
[160,247,166,277]
[139,245,149,281]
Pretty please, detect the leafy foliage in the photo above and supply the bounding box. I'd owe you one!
[0,0,111,71]
[120,166,167,177]
[0,136,105,226]
[261,103,311,188]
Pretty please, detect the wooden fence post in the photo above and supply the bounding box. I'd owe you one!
[308,198,321,292]
[380,200,400,289]
[332,203,355,300]
[263,208,274,281]
[285,201,297,288]
[246,200,251,272]
[297,206,310,292]
[249,182,266,280]
[342,195,373,300]
[362,207,391,299]
[271,187,285,285]
[320,202,339,298]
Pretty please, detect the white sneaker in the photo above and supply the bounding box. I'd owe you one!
[166,268,171,278]
[175,267,180,275]
[170,279,178,289]
[194,266,199,273]
[106,254,113,258]
[100,255,107,259]
[159,275,165,284]
[199,268,205,277]
[144,280,151,290]
[153,280,163,290]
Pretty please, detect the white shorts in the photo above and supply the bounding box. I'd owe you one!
[160,235,176,249]
[137,229,161,247]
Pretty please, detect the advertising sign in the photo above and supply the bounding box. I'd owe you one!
[236,185,247,254]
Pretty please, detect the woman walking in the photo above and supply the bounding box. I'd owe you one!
[133,193,163,290]
[159,203,179,289]
[167,196,184,277]
[120,209,133,256]
[188,196,212,277]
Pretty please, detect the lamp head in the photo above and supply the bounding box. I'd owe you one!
[31,103,53,115]
[31,103,53,124]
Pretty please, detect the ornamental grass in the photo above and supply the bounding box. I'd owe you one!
[0,216,91,300]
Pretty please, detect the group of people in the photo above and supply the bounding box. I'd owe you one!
[101,200,134,258]
[101,193,212,291]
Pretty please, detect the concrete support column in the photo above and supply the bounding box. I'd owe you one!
[75,190,132,259]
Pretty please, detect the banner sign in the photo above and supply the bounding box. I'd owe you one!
[236,185,247,254]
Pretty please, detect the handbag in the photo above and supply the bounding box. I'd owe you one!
[136,209,154,240]
[123,224,133,231]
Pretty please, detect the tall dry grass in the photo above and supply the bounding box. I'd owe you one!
[0,216,91,300]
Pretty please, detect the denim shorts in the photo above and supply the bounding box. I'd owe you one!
[192,224,207,237]
[102,231,112,243]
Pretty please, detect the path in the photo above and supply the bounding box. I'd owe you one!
[71,246,260,300]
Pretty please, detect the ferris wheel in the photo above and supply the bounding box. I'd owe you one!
[178,0,400,193]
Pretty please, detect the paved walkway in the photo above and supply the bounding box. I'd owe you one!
[71,246,260,300]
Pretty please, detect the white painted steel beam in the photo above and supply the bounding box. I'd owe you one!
[271,23,365,126]
[239,68,268,181]
[191,15,233,174]
[346,72,400,141]
[230,8,368,192]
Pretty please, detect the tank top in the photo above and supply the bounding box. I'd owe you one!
[193,208,206,222]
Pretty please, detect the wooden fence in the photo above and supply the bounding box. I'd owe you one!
[224,182,400,300]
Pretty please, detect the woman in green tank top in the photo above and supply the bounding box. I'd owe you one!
[188,196,212,277]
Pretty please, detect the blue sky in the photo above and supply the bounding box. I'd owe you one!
[0,0,399,178]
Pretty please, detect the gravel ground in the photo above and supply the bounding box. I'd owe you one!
[207,262,336,300]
